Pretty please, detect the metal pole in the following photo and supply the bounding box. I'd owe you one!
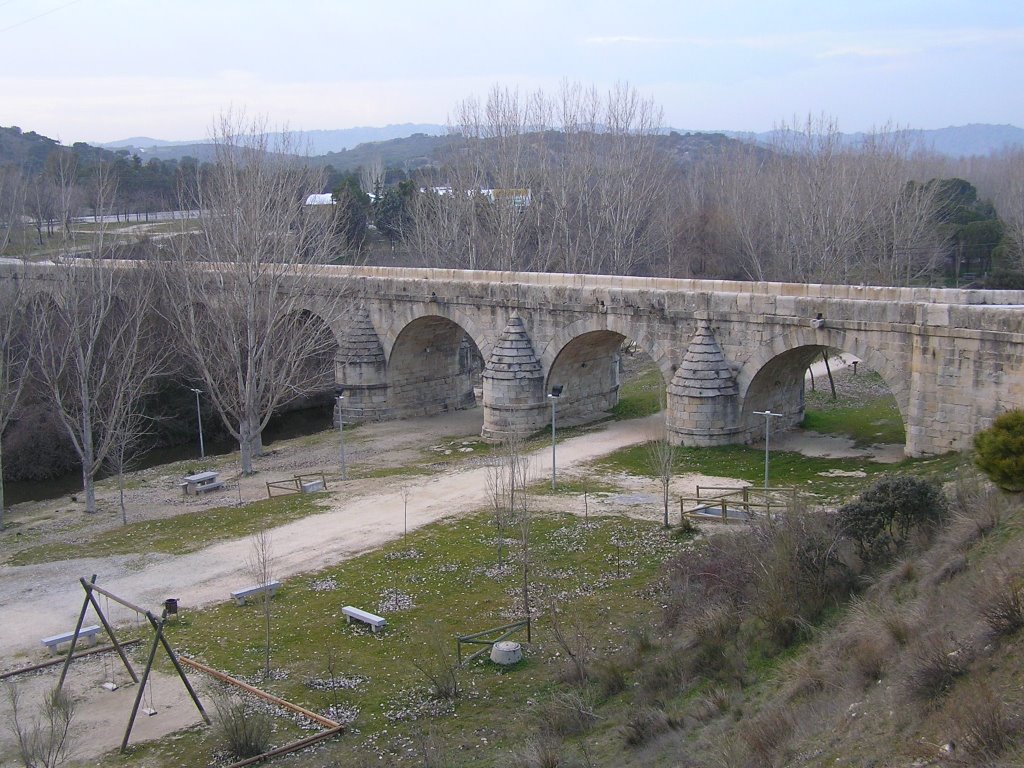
[753,410,782,490]
[336,395,346,480]
[190,388,205,459]
[550,396,557,490]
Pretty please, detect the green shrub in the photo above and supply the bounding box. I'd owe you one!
[974,411,1024,492]
[838,474,948,562]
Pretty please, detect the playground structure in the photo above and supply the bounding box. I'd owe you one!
[679,485,800,523]
[29,575,346,765]
[55,575,210,752]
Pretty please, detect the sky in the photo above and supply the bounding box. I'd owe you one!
[0,0,1022,144]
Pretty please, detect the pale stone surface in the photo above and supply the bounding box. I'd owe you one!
[8,263,1024,456]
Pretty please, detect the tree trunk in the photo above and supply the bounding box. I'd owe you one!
[118,468,126,525]
[0,441,5,531]
[239,418,254,475]
[81,463,96,514]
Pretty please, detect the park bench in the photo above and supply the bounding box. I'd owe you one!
[182,471,224,496]
[41,624,101,655]
[230,580,282,606]
[342,606,386,633]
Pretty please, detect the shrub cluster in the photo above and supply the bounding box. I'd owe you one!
[974,410,1024,492]
[837,474,947,562]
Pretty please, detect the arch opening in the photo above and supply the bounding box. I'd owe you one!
[387,315,485,419]
[283,308,340,407]
[742,345,906,459]
[548,330,666,426]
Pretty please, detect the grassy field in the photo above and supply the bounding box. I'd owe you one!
[19,359,986,766]
[803,369,906,445]
[113,510,687,766]
[6,494,327,566]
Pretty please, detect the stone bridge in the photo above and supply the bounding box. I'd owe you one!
[310,266,1024,458]
[10,263,1024,457]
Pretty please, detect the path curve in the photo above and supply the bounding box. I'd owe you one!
[0,415,660,664]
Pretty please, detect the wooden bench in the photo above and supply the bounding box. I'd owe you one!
[342,606,386,633]
[230,580,282,606]
[41,624,101,655]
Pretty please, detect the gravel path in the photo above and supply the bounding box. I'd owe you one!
[0,411,663,666]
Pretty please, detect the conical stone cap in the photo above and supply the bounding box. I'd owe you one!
[339,306,385,365]
[669,321,738,398]
[483,313,542,381]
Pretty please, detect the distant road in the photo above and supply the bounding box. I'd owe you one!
[73,209,199,225]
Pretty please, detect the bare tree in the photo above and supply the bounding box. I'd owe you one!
[31,173,168,520]
[105,408,152,526]
[705,115,949,286]
[0,166,26,254]
[986,148,1024,271]
[645,416,676,528]
[246,526,275,679]
[6,683,77,768]
[484,455,512,568]
[411,82,673,276]
[359,156,385,199]
[162,114,349,474]
[509,435,533,617]
[0,274,29,530]
[547,599,592,684]
[485,434,532,607]
[31,260,166,514]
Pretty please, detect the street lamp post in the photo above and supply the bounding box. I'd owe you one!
[753,410,782,489]
[547,385,564,490]
[335,390,347,481]
[189,388,205,459]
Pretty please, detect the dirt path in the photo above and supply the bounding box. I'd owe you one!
[0,413,663,666]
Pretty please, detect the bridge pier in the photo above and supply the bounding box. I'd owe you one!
[666,321,742,446]
[481,314,548,440]
[335,307,389,422]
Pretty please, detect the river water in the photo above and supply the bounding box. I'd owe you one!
[4,403,334,505]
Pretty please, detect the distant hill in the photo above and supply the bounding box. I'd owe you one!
[99,136,189,149]
[7,123,1023,180]
[0,125,121,172]
[95,123,449,161]
[718,123,1024,158]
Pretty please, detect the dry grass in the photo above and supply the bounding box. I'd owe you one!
[740,705,795,767]
[979,569,1024,638]
[536,690,599,738]
[946,680,1019,761]
[902,634,973,704]
[622,705,679,747]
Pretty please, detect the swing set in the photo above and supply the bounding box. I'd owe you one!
[55,575,210,752]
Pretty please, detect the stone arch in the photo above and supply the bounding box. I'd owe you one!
[280,306,339,398]
[384,312,485,419]
[543,317,671,424]
[377,303,493,368]
[736,325,909,445]
[539,315,673,384]
[287,296,347,351]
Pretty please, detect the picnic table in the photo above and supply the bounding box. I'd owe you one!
[181,471,224,495]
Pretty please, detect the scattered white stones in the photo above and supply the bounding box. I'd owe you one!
[307,674,368,691]
[310,577,338,592]
[377,588,415,613]
[384,548,423,562]
[817,469,867,477]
